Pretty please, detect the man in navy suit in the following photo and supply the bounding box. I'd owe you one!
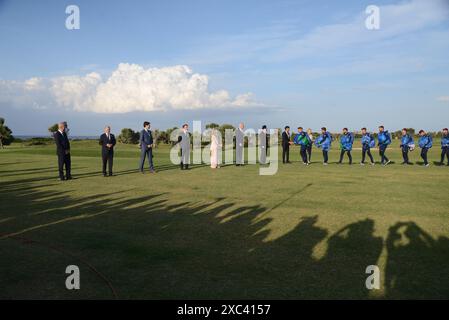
[99,125,116,177]
[54,122,72,181]
[139,121,155,173]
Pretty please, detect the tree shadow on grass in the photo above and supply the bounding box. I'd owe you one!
[0,177,448,299]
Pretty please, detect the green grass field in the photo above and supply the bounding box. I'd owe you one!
[1,139,448,299]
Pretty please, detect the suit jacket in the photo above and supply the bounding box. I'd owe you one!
[99,133,116,154]
[259,131,267,149]
[54,131,70,155]
[140,129,154,149]
[236,128,244,149]
[282,131,291,148]
[178,131,191,152]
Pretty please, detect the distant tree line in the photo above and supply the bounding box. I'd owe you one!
[115,125,445,146]
[116,123,239,146]
[3,120,445,149]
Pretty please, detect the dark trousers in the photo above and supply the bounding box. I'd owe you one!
[401,147,410,163]
[339,150,352,164]
[140,147,154,171]
[282,145,290,163]
[180,148,189,169]
[57,152,71,179]
[306,145,312,162]
[300,145,308,163]
[102,150,114,175]
[421,148,429,165]
[441,146,449,164]
[379,145,389,164]
[322,150,329,163]
[362,146,374,163]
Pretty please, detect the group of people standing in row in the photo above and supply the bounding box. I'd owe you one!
[53,121,449,181]
[281,126,449,167]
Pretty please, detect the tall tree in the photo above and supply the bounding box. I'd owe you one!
[48,123,59,136]
[118,128,139,144]
[0,117,14,148]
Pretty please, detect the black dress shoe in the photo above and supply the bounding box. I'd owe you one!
[60,177,65,181]
[66,176,73,180]
[108,173,114,177]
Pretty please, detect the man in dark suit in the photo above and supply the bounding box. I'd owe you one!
[177,123,191,170]
[259,125,268,164]
[282,126,293,164]
[139,121,155,173]
[54,122,72,181]
[99,126,116,177]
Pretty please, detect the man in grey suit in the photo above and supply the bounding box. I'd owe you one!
[139,121,155,173]
[235,123,245,166]
[178,123,190,170]
[259,125,267,164]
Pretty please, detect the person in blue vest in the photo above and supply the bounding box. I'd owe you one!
[293,127,312,165]
[315,127,333,165]
[377,125,392,166]
[439,128,449,166]
[399,128,414,165]
[360,127,375,165]
[418,129,432,167]
[338,128,354,164]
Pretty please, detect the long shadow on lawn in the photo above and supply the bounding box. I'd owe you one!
[0,177,448,299]
[385,222,449,299]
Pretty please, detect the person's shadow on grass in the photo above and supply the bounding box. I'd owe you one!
[1,173,448,299]
[385,221,449,299]
[312,219,383,299]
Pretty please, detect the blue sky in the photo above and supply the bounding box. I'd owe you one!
[0,0,448,135]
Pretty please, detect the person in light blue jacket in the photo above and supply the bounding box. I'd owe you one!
[399,128,414,165]
[338,128,354,164]
[360,127,375,165]
[418,129,432,167]
[439,128,449,166]
[315,127,333,165]
[377,125,392,166]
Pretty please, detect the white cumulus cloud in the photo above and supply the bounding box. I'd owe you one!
[436,96,449,102]
[2,63,259,113]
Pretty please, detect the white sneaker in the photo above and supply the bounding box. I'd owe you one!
[385,160,391,165]
[371,162,375,166]
[424,163,430,167]
[360,162,365,166]
[323,162,328,166]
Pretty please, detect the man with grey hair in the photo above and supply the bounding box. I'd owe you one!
[54,121,72,181]
[235,123,245,166]
[99,125,116,176]
[178,123,191,170]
